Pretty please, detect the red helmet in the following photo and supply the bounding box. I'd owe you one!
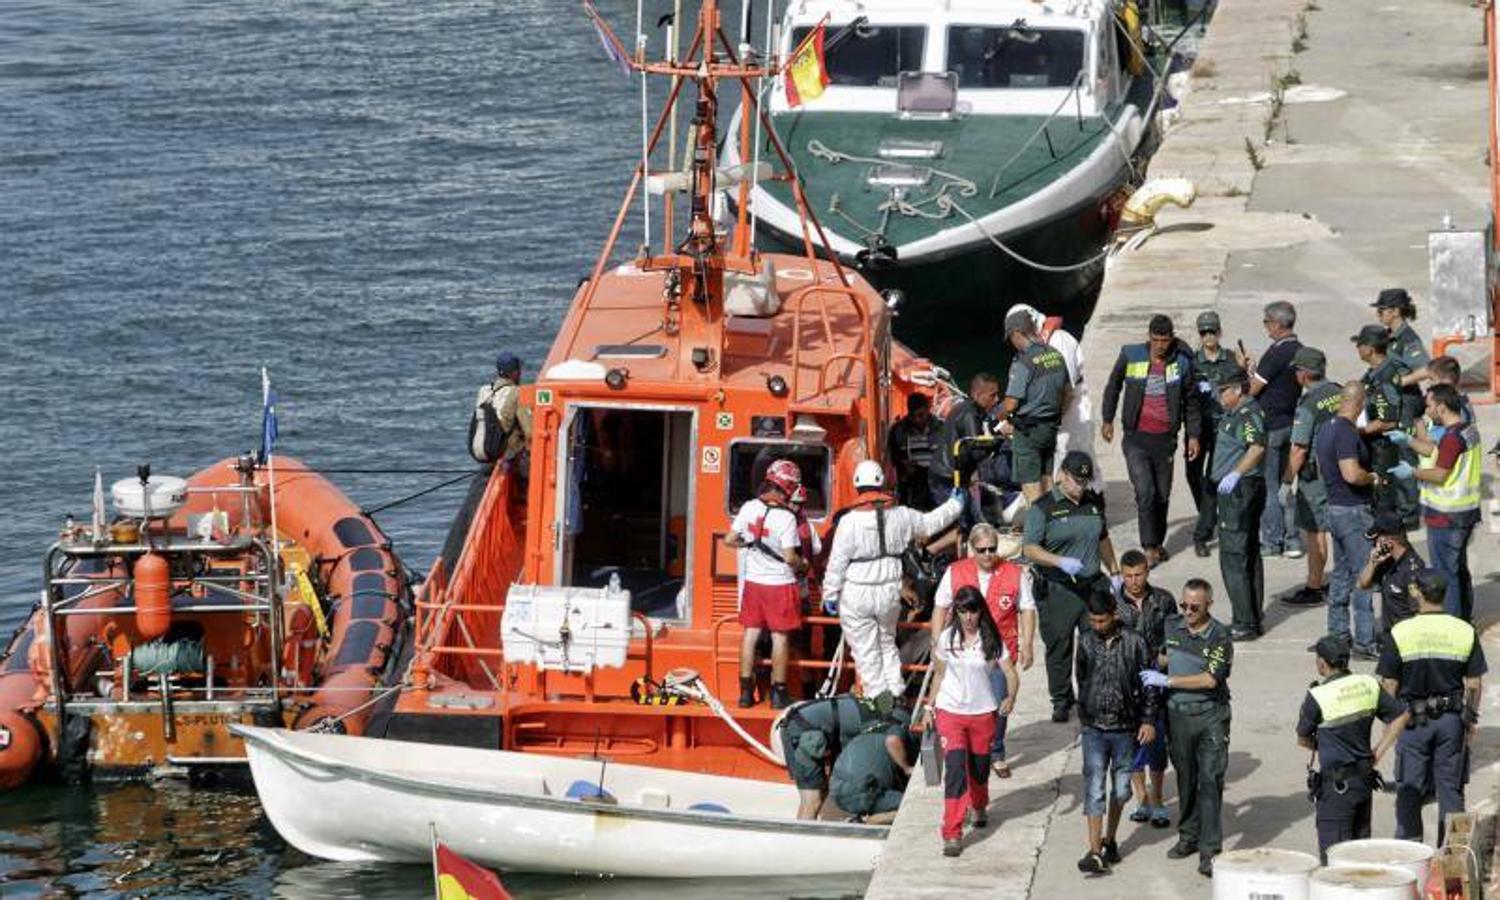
[764,459,802,496]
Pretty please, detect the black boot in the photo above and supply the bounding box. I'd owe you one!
[738,677,757,708]
[769,683,791,710]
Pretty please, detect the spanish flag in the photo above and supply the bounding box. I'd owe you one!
[785,23,830,107]
[432,838,511,900]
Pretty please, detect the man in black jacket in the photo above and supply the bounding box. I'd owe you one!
[1075,584,1160,874]
[928,372,1002,525]
[1100,315,1203,566]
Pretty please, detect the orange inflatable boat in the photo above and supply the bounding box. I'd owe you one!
[0,454,409,789]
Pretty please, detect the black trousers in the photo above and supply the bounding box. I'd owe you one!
[1186,422,1218,542]
[1395,713,1467,845]
[1315,777,1373,864]
[1037,577,1091,708]
[1123,430,1177,550]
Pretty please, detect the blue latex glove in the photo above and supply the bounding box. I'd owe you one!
[821,597,839,616]
[1109,573,1124,594]
[949,486,968,504]
[1387,461,1415,480]
[1057,556,1084,577]
[1139,670,1169,689]
[1387,430,1411,446]
[1216,471,1241,495]
[1429,425,1448,442]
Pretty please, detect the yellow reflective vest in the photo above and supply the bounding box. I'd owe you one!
[1418,423,1481,515]
[1309,673,1382,728]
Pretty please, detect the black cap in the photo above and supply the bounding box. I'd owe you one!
[1372,288,1412,309]
[1364,509,1406,539]
[1148,314,1174,337]
[1413,568,1448,606]
[1060,451,1094,480]
[1351,324,1390,349]
[495,352,522,376]
[1312,635,1351,668]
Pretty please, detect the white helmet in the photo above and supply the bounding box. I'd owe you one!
[1005,303,1046,332]
[853,460,886,490]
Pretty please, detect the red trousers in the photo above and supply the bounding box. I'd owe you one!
[936,709,996,840]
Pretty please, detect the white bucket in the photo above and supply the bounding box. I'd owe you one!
[1213,848,1320,900]
[1310,864,1418,900]
[1327,840,1434,888]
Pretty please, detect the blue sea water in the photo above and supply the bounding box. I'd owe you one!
[0,0,878,895]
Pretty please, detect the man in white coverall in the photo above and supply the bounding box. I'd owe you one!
[1008,304,1099,490]
[823,460,963,697]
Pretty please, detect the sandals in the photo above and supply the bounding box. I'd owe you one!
[1129,804,1151,823]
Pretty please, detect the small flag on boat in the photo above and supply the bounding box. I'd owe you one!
[785,22,830,107]
[258,367,279,464]
[91,466,106,543]
[584,1,633,76]
[431,835,511,900]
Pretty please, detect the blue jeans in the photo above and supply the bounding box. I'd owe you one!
[988,668,1009,758]
[1327,505,1376,647]
[1426,523,1476,620]
[1082,726,1138,816]
[1260,426,1301,553]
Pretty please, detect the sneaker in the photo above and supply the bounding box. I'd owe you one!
[1166,841,1198,859]
[1259,545,1283,558]
[1351,643,1381,662]
[1230,627,1259,642]
[1283,586,1326,606]
[1151,805,1172,828]
[1284,547,1305,559]
[1102,839,1122,864]
[1129,805,1151,823]
[1194,540,1211,558]
[943,839,963,858]
[968,808,988,829]
[1077,851,1108,874]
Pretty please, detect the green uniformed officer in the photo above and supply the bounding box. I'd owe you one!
[1373,287,1433,390]
[1000,309,1071,503]
[1022,450,1118,722]
[1189,311,1242,557]
[1285,347,1342,606]
[1353,324,1418,529]
[778,692,907,819]
[1210,367,1268,640]
[1141,578,1232,878]
[1376,569,1487,845]
[828,728,917,823]
[1296,635,1410,863]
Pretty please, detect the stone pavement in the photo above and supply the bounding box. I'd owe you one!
[867,0,1500,896]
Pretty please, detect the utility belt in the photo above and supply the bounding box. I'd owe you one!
[1011,414,1061,430]
[1308,757,1381,801]
[1036,570,1103,590]
[1405,691,1465,726]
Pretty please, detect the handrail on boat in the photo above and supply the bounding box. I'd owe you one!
[710,613,930,698]
[784,282,881,449]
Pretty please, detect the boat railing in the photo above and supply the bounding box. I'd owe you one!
[785,282,880,435]
[708,613,930,699]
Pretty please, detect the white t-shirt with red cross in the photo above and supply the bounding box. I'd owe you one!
[731,498,799,586]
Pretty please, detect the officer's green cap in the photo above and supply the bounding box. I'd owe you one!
[1060,451,1094,479]
[1351,324,1390,349]
[1372,288,1411,309]
[1214,366,1249,391]
[1196,311,1221,332]
[1292,346,1326,375]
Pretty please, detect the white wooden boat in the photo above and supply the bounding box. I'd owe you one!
[232,725,888,878]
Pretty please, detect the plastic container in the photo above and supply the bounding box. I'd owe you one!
[1212,847,1320,900]
[1326,840,1434,889]
[1309,864,1417,900]
[502,581,632,673]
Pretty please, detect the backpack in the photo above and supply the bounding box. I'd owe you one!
[468,385,508,464]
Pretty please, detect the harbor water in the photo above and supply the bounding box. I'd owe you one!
[0,0,1114,895]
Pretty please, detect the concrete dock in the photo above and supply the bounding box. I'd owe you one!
[866,0,1500,896]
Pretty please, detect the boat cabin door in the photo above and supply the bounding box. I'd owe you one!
[557,405,695,621]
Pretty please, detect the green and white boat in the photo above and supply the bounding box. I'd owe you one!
[723,0,1155,342]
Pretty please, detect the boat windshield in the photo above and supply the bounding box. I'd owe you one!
[726,441,830,518]
[791,23,926,88]
[945,25,1086,89]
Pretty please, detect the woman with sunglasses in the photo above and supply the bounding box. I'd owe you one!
[922,585,1018,857]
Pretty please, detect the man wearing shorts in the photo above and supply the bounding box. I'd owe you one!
[998,309,1071,504]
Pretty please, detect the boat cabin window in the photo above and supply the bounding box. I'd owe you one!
[726,441,830,518]
[945,25,1086,89]
[792,23,926,88]
[559,406,695,622]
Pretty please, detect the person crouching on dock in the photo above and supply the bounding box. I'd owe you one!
[921,585,1017,858]
[725,459,806,709]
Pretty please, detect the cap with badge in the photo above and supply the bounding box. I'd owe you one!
[1291,346,1326,376]
[1060,451,1095,480]
[1371,288,1412,309]
[1196,311,1221,333]
[1351,324,1390,349]
[1214,365,1249,392]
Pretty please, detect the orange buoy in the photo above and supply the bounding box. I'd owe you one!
[134,552,172,640]
[0,711,44,790]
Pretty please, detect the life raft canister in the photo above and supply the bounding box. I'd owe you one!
[134,551,172,640]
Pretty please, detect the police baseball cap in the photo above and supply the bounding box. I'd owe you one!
[1312,634,1351,668]
[1214,366,1249,391]
[1364,509,1406,539]
[1372,288,1411,309]
[494,352,522,376]
[1351,324,1390,349]
[1291,346,1326,375]
[1149,314,1174,336]
[1196,311,1221,332]
[1060,451,1094,480]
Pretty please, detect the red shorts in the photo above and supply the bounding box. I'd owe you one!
[739,582,802,632]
